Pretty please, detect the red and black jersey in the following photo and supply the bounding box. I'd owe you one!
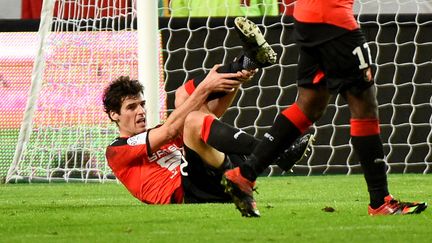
[293,0,360,46]
[106,131,184,204]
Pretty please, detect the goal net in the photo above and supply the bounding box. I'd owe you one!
[6,0,165,183]
[5,0,431,183]
[160,0,432,176]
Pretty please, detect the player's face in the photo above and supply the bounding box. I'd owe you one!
[113,95,146,137]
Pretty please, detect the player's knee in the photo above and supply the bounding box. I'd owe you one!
[297,102,327,122]
[350,106,378,119]
[348,94,379,118]
[184,111,212,138]
[296,87,330,122]
[184,111,201,131]
[346,85,379,118]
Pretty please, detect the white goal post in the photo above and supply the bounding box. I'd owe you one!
[5,0,431,183]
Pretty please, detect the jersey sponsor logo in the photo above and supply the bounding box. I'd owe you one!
[264,132,274,141]
[127,132,148,146]
[180,156,189,176]
[149,144,183,178]
[154,150,182,178]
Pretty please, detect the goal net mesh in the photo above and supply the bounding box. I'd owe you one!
[7,0,143,182]
[161,0,432,176]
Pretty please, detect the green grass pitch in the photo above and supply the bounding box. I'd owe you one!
[1,174,431,242]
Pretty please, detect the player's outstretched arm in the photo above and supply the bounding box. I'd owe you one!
[148,65,242,152]
[175,68,257,117]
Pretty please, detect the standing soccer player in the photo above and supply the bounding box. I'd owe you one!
[222,2,428,217]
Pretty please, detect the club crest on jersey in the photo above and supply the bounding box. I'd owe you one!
[127,133,147,146]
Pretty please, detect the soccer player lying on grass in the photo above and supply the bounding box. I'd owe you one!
[221,10,428,217]
[103,26,314,205]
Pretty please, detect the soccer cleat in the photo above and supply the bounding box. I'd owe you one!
[275,134,315,172]
[368,195,428,215]
[221,167,260,217]
[234,17,277,69]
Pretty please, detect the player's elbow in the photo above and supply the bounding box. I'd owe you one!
[165,125,181,141]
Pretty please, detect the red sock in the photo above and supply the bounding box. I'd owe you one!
[242,103,313,180]
[281,103,313,133]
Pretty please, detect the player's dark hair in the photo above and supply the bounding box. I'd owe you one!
[102,76,144,121]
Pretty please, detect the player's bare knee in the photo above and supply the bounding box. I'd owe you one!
[346,88,379,118]
[297,100,328,122]
[312,107,327,121]
[296,87,331,122]
[184,111,202,133]
[350,103,378,119]
[184,111,213,138]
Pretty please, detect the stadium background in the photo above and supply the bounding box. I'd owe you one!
[0,1,431,179]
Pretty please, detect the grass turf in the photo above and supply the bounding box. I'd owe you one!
[1,174,431,242]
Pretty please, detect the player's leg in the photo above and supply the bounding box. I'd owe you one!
[179,16,277,106]
[177,17,277,119]
[181,145,234,204]
[212,16,278,75]
[335,29,427,215]
[182,110,260,215]
[231,17,277,69]
[346,85,427,215]
[224,44,331,179]
[183,110,315,170]
[221,86,329,217]
[221,44,332,217]
[183,111,260,165]
[238,85,329,179]
[345,85,388,207]
[183,112,227,169]
[324,29,388,213]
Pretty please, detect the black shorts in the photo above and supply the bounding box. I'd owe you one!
[181,146,246,204]
[297,29,374,95]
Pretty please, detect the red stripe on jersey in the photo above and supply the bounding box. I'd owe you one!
[350,118,380,136]
[281,103,312,133]
[294,0,358,30]
[200,115,215,142]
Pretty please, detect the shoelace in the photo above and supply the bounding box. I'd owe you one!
[388,198,416,209]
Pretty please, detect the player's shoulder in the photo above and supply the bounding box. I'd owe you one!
[109,132,149,147]
[108,137,128,147]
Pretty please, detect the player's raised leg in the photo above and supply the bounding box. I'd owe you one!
[233,17,277,69]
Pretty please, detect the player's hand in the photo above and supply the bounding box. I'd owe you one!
[238,68,258,83]
[201,64,242,93]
